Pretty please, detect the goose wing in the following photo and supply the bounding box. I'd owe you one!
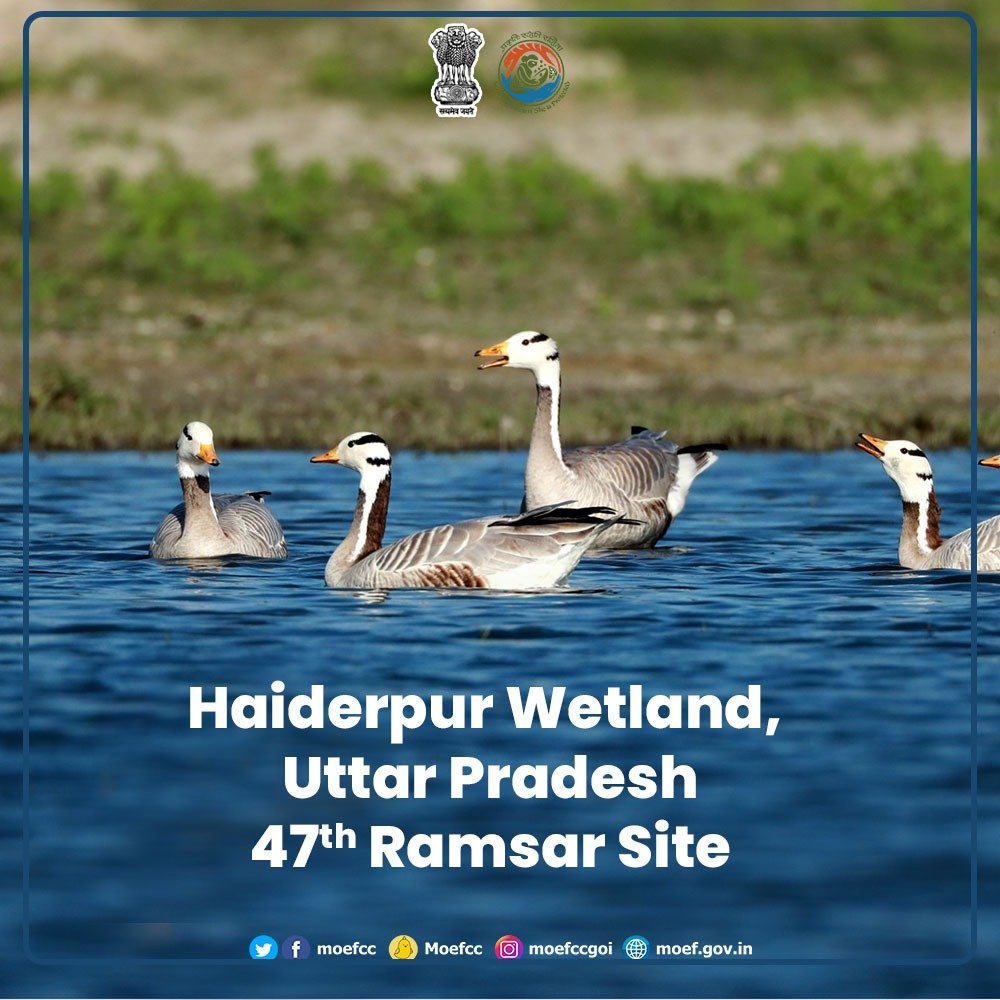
[927,514,1000,571]
[359,504,620,585]
[215,492,288,558]
[472,504,625,577]
[149,502,185,556]
[564,429,681,500]
[977,514,1000,569]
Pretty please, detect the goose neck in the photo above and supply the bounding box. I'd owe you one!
[333,471,391,568]
[180,474,220,527]
[530,375,567,474]
[900,492,943,561]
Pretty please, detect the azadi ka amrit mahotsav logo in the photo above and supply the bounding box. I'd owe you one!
[498,35,567,108]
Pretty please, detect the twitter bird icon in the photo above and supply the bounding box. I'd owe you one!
[249,934,278,959]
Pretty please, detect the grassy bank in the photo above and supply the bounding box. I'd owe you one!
[8,142,997,452]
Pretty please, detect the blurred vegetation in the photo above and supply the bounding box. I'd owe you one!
[575,9,983,113]
[8,142,995,451]
[15,3,993,114]
[22,55,227,111]
[16,143,981,316]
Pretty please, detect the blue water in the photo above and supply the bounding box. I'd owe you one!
[4,448,999,997]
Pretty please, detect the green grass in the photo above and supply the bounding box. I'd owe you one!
[22,55,228,112]
[305,49,430,103]
[71,124,142,149]
[7,143,996,452]
[577,7,984,113]
[19,142,981,315]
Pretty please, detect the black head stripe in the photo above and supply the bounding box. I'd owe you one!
[911,449,927,458]
[917,472,933,481]
[183,425,193,441]
[528,333,550,344]
[546,351,560,361]
[351,434,387,447]
[366,456,391,467]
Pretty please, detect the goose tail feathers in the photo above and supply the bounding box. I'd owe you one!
[668,444,726,518]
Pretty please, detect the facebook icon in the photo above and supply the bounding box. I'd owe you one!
[281,935,311,960]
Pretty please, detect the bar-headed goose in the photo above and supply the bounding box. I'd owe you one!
[149,421,287,560]
[856,433,1000,571]
[474,332,724,549]
[310,431,626,589]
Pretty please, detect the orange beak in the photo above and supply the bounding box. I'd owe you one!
[855,433,887,459]
[198,443,220,466]
[475,340,510,370]
[979,454,1000,469]
[310,447,340,464]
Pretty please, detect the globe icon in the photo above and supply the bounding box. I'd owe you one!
[623,935,650,960]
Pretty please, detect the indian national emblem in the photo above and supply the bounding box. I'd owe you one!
[428,23,484,118]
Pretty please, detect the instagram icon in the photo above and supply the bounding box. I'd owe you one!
[495,935,523,960]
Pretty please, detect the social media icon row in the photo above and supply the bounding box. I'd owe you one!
[249,934,310,959]
[250,933,523,960]
[251,933,649,960]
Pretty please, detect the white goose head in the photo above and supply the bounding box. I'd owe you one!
[980,454,1000,469]
[310,432,392,478]
[175,421,220,479]
[311,432,392,567]
[856,434,935,502]
[475,331,561,386]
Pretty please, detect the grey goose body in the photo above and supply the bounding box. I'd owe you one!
[475,332,722,549]
[311,432,625,589]
[149,421,287,560]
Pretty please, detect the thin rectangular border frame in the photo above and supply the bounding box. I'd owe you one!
[20,6,980,969]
